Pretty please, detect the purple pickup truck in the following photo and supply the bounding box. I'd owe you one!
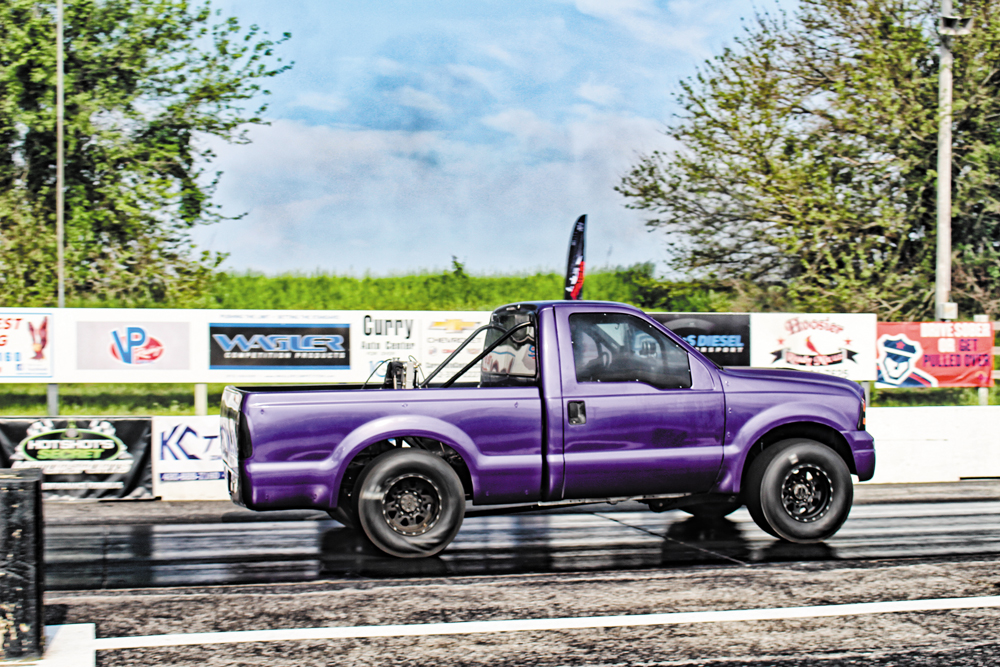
[221,301,874,558]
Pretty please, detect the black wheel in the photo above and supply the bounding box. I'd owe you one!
[679,497,741,519]
[354,448,465,558]
[744,438,853,543]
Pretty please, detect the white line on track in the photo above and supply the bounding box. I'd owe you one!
[93,595,1000,651]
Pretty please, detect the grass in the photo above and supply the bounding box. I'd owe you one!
[0,381,996,417]
[0,383,231,417]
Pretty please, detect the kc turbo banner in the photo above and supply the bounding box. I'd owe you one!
[876,321,995,388]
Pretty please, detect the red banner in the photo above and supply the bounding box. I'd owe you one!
[876,322,994,388]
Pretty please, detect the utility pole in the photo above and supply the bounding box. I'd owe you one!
[56,0,64,309]
[936,2,972,321]
[49,0,65,417]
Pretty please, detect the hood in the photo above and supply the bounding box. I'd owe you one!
[720,367,863,398]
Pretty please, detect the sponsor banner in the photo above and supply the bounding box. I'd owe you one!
[209,323,350,369]
[876,321,994,388]
[750,313,877,381]
[76,321,190,370]
[650,313,750,367]
[421,313,491,384]
[0,312,54,379]
[359,313,418,384]
[151,416,227,500]
[0,418,152,499]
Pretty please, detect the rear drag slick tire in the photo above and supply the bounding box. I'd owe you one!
[354,448,465,558]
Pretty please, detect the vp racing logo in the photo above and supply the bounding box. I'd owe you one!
[876,333,937,387]
[110,326,164,364]
[11,419,133,474]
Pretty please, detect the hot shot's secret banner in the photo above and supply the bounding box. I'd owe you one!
[0,418,153,499]
[876,321,995,388]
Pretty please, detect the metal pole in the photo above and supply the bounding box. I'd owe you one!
[194,383,208,416]
[935,0,953,321]
[56,0,65,309]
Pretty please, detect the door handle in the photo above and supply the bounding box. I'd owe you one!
[568,401,587,425]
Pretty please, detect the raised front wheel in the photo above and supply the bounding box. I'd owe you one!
[354,448,465,558]
[745,438,853,543]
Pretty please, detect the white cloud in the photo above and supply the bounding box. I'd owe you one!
[196,113,677,275]
[576,82,621,106]
[291,92,347,112]
[481,109,564,149]
[393,86,451,114]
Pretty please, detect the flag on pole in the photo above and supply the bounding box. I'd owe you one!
[564,215,586,300]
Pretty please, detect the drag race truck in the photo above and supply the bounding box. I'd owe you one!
[221,300,875,558]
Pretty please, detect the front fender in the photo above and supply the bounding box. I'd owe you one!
[713,399,857,495]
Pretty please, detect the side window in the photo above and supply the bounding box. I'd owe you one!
[569,313,691,389]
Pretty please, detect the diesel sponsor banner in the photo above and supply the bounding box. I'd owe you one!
[876,321,994,388]
[210,323,351,369]
[650,313,750,367]
[750,313,877,381]
[0,312,54,379]
[76,321,190,370]
[152,416,227,501]
[0,418,153,499]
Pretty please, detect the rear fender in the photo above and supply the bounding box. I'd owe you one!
[331,414,482,501]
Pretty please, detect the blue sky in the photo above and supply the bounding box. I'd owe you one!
[194,0,797,276]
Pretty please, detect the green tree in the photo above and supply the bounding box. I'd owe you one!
[0,0,290,306]
[618,0,1000,318]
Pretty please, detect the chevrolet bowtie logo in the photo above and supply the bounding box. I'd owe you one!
[429,319,479,332]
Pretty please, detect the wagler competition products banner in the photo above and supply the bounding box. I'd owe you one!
[0,418,153,499]
[876,321,994,388]
[209,323,351,369]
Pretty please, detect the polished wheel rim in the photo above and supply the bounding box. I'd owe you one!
[382,473,442,536]
[780,464,832,523]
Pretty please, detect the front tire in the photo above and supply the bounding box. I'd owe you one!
[354,448,465,558]
[745,438,853,543]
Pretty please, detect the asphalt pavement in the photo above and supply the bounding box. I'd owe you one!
[37,480,1000,666]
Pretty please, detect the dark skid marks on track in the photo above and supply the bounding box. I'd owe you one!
[44,499,1000,590]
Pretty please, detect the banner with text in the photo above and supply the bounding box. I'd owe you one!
[750,313,877,381]
[875,321,994,388]
[0,417,153,499]
[151,416,227,500]
[650,313,751,367]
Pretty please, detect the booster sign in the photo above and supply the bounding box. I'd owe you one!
[209,323,350,369]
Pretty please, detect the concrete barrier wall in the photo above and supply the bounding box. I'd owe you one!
[864,406,1000,484]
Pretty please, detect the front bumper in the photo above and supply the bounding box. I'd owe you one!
[845,430,876,481]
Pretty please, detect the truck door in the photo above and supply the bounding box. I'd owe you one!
[555,309,725,499]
